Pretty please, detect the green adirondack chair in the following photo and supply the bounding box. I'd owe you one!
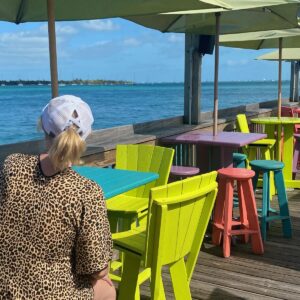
[236,114,276,197]
[236,114,276,162]
[112,171,218,300]
[107,144,174,233]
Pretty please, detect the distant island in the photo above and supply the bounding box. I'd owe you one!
[0,79,134,86]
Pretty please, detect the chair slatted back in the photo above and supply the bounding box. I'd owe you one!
[281,106,294,117]
[236,114,250,133]
[115,144,174,197]
[144,171,218,280]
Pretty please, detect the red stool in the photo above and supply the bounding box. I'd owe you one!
[212,168,264,258]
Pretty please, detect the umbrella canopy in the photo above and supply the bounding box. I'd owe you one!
[257,48,300,103]
[127,1,300,135]
[220,28,300,117]
[220,28,300,49]
[0,0,232,24]
[257,48,300,61]
[127,2,300,35]
[0,0,233,98]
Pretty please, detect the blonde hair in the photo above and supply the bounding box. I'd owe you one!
[48,126,86,171]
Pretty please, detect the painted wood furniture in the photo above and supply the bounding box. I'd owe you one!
[106,144,174,232]
[251,117,300,189]
[233,152,247,168]
[72,166,158,199]
[293,134,300,178]
[236,114,276,162]
[162,131,267,171]
[112,171,218,300]
[281,106,300,133]
[250,160,292,241]
[212,168,264,258]
[170,165,200,179]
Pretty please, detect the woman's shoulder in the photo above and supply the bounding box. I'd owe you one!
[68,169,104,197]
[2,153,37,170]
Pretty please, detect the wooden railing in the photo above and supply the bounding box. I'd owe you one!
[0,99,296,166]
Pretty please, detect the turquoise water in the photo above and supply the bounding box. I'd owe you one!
[0,81,290,145]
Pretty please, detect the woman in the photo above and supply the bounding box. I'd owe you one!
[0,95,116,299]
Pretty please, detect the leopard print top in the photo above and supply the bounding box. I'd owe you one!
[0,154,113,299]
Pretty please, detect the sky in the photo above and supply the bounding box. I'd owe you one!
[0,18,291,83]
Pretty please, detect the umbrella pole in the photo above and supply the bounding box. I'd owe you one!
[47,0,59,98]
[277,37,282,118]
[213,13,220,136]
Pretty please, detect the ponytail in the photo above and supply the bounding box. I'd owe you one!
[48,126,86,171]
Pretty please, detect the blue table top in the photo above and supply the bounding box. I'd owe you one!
[72,166,159,199]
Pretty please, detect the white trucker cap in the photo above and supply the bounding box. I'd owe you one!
[41,95,94,140]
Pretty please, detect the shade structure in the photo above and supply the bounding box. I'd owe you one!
[127,1,300,135]
[257,48,300,61]
[220,28,300,117]
[0,0,235,98]
[257,48,300,102]
[220,28,300,49]
[0,0,232,24]
[127,2,300,35]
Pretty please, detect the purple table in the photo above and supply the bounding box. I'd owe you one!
[162,131,267,170]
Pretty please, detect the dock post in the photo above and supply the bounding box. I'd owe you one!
[184,34,202,125]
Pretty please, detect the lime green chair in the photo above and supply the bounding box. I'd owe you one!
[236,114,276,197]
[112,171,218,300]
[236,114,276,162]
[107,144,174,232]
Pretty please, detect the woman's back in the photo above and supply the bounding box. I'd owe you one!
[0,154,112,299]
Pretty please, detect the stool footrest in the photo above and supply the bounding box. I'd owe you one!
[265,215,290,222]
[229,229,259,236]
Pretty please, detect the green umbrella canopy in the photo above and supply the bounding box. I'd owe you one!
[257,48,300,61]
[220,28,300,119]
[127,1,300,35]
[0,0,232,24]
[220,28,300,49]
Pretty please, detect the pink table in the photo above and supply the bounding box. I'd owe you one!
[162,131,267,171]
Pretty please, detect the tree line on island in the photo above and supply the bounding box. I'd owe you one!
[0,79,134,86]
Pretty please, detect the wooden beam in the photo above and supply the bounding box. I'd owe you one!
[184,34,202,125]
[47,0,59,98]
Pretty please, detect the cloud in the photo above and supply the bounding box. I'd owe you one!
[39,24,77,36]
[167,33,184,43]
[82,20,119,31]
[123,38,140,47]
[225,59,249,66]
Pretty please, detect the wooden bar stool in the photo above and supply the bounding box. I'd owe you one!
[250,160,292,241]
[233,153,247,168]
[212,168,264,258]
[170,165,200,179]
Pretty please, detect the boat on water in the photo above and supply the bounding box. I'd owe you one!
[18,83,23,86]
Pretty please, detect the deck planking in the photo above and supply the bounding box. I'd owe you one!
[137,188,300,300]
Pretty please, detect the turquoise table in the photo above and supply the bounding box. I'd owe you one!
[72,166,159,199]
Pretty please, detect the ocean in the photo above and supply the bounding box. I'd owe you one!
[0,81,290,145]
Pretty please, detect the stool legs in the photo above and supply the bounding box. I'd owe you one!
[223,180,234,258]
[261,171,270,241]
[252,165,292,241]
[213,173,264,258]
[242,180,264,254]
[274,170,292,238]
[212,180,226,246]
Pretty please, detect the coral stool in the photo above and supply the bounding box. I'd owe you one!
[212,168,264,258]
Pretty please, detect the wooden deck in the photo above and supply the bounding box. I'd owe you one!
[138,188,300,300]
